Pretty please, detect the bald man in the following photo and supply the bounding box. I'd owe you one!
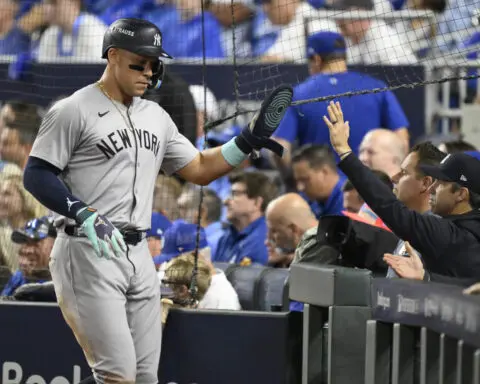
[356,129,406,226]
[265,193,319,267]
[358,129,406,178]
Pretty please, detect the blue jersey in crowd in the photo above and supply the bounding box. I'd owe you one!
[0,27,30,55]
[309,177,345,219]
[274,71,409,156]
[214,217,268,265]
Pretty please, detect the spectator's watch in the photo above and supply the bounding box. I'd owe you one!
[422,270,431,282]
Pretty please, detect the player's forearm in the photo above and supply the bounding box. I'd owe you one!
[195,147,237,185]
[24,156,87,220]
[177,137,249,185]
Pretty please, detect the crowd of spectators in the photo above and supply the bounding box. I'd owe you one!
[0,13,480,324]
[0,0,478,63]
[2,71,480,313]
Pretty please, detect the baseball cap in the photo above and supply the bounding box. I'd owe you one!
[420,152,480,194]
[11,216,57,244]
[306,31,346,59]
[206,125,242,147]
[147,212,172,238]
[153,221,208,265]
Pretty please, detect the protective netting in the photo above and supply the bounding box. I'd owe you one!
[0,0,479,302]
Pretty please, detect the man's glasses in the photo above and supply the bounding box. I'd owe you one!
[228,190,248,199]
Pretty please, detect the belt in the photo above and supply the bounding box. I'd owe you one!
[64,225,147,246]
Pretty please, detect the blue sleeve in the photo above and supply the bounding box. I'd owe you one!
[273,105,299,143]
[23,156,87,220]
[381,91,409,130]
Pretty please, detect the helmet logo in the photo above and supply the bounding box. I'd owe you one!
[153,33,162,47]
[111,26,135,37]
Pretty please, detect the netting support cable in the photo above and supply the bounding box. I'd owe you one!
[204,72,480,131]
[189,0,210,305]
[231,0,241,115]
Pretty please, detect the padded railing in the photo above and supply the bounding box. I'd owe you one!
[289,263,373,384]
[289,263,480,384]
[366,278,480,384]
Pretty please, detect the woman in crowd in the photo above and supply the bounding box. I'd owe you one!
[0,164,48,272]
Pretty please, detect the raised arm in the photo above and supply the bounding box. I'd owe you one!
[323,101,457,267]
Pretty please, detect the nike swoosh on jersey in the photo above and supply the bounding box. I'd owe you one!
[98,111,110,117]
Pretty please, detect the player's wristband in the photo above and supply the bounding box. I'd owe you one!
[221,138,248,167]
[76,207,97,224]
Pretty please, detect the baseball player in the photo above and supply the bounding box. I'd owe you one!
[23,18,292,384]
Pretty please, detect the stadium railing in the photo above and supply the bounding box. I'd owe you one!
[289,263,480,384]
[1,263,480,383]
[289,263,373,384]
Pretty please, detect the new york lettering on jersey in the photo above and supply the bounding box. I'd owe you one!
[96,127,162,159]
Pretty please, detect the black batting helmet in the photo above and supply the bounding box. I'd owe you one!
[102,18,172,89]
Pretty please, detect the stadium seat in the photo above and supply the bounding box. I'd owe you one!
[225,264,270,310]
[13,281,57,302]
[255,268,290,311]
[0,266,12,292]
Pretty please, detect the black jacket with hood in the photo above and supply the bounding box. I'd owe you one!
[339,154,480,283]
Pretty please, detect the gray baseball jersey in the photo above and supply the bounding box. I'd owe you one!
[30,83,199,384]
[30,83,198,229]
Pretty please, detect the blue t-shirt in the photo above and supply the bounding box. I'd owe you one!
[214,216,268,265]
[274,71,409,157]
[310,177,345,219]
[205,221,225,258]
[0,26,31,55]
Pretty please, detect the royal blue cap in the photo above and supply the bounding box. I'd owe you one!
[152,221,208,265]
[306,31,346,58]
[147,212,172,238]
[206,125,242,147]
[11,216,56,244]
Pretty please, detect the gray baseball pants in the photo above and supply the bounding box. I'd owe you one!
[49,231,162,384]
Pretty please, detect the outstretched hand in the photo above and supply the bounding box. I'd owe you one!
[323,101,351,157]
[383,242,425,280]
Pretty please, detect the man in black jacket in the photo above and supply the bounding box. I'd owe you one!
[323,101,480,285]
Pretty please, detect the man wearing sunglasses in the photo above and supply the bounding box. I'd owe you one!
[1,216,56,297]
[23,17,293,384]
